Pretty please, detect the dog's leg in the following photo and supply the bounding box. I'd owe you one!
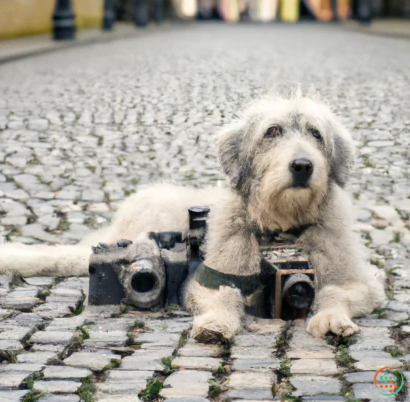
[185,280,244,342]
[303,224,386,339]
[0,243,91,277]
[0,228,114,278]
[184,195,261,342]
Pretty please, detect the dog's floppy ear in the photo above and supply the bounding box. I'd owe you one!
[330,123,355,187]
[217,121,246,190]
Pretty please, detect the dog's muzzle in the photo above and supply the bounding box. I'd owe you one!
[290,158,313,187]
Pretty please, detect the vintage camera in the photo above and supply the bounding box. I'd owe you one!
[88,207,315,320]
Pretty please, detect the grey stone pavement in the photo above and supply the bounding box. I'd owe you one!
[0,22,410,401]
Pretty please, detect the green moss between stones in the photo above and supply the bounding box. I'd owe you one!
[76,375,97,402]
[139,378,164,401]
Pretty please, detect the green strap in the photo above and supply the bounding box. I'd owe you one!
[194,263,261,297]
[194,225,311,296]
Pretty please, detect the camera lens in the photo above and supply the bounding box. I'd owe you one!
[131,271,157,293]
[287,282,315,309]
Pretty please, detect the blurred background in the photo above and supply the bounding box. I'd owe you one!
[0,0,409,43]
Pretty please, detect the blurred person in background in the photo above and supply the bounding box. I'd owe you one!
[198,0,278,21]
[249,0,278,21]
[198,0,216,18]
[173,0,198,18]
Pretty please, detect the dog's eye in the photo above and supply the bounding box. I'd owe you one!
[310,128,322,140]
[264,126,282,138]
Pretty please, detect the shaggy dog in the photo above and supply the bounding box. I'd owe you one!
[0,93,385,340]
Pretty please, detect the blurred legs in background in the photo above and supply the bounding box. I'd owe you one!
[249,0,278,21]
[356,0,372,24]
[331,0,339,20]
[172,0,198,18]
[217,0,240,22]
[198,0,217,19]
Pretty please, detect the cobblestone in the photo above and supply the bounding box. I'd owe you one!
[0,390,29,401]
[64,351,122,372]
[290,376,341,397]
[42,366,92,379]
[17,351,56,364]
[38,396,80,402]
[291,359,338,376]
[33,380,81,393]
[159,370,213,399]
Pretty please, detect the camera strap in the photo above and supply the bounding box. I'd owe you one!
[194,224,312,297]
[194,263,261,297]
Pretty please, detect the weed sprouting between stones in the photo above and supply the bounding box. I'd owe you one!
[395,315,410,325]
[37,289,50,301]
[130,320,151,332]
[384,345,403,357]
[208,378,222,398]
[221,339,233,358]
[22,392,46,402]
[336,345,355,370]
[363,156,376,169]
[386,284,395,300]
[59,332,87,362]
[281,379,300,402]
[326,335,356,371]
[127,320,152,346]
[279,355,292,377]
[386,266,400,276]
[23,371,44,390]
[370,258,386,269]
[165,304,180,313]
[139,378,163,401]
[209,374,232,399]
[133,320,146,329]
[394,369,408,401]
[274,322,294,400]
[326,335,352,348]
[372,307,387,319]
[125,333,136,346]
[102,359,121,372]
[216,364,227,374]
[391,232,401,243]
[21,371,45,402]
[46,357,64,366]
[175,327,191,351]
[77,326,90,339]
[276,321,293,358]
[0,350,19,363]
[77,375,97,402]
[161,355,177,374]
[70,303,85,317]
[73,334,84,346]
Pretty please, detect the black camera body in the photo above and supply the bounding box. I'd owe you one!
[88,207,315,320]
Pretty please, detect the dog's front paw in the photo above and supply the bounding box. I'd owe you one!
[306,309,359,338]
[191,311,241,343]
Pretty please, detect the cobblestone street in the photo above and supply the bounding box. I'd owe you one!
[1,22,410,401]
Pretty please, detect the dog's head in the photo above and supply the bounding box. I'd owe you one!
[217,93,355,229]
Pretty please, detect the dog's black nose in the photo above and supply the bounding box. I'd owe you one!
[290,159,313,187]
